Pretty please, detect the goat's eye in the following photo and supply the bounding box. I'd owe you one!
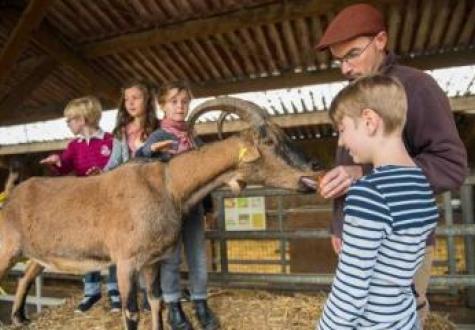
[263,138,274,146]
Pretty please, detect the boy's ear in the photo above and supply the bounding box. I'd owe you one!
[361,108,380,135]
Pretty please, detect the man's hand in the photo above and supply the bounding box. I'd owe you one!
[39,154,61,167]
[151,140,176,153]
[331,235,342,255]
[319,165,363,199]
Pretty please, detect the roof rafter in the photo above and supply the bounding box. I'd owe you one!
[0,0,54,86]
[81,0,399,58]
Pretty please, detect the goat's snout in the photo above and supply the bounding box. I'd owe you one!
[310,159,322,171]
[298,176,317,193]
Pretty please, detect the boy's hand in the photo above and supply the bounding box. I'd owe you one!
[40,154,61,167]
[85,166,102,176]
[151,140,176,152]
[331,235,342,255]
[319,165,363,199]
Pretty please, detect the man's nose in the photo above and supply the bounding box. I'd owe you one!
[341,61,352,76]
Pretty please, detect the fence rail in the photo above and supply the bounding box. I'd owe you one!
[207,177,475,299]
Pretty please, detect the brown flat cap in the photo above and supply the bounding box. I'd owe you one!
[315,3,385,50]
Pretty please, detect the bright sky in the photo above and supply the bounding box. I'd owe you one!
[0,65,473,146]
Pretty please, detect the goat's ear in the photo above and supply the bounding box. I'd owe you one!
[239,145,260,163]
[226,176,247,194]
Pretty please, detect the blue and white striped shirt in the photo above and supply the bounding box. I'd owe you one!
[318,165,438,330]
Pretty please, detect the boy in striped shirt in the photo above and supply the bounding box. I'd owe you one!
[317,75,438,330]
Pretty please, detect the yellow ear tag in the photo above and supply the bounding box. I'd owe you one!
[0,191,7,203]
[238,147,248,162]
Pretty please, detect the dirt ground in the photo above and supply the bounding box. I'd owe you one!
[0,289,456,330]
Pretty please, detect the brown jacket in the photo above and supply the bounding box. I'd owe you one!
[331,53,468,244]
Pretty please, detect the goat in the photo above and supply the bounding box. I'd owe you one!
[0,97,319,330]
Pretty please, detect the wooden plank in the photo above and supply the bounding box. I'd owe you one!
[176,42,211,81]
[253,25,278,74]
[295,18,314,69]
[1,94,473,154]
[189,39,222,80]
[267,24,288,69]
[212,35,245,77]
[191,50,475,97]
[202,39,234,79]
[399,0,417,54]
[16,22,120,103]
[239,28,266,75]
[81,0,399,58]
[428,0,450,50]
[458,5,475,46]
[442,0,466,48]
[225,31,257,76]
[0,57,57,122]
[166,44,202,82]
[413,0,434,52]
[281,20,301,69]
[308,16,329,69]
[0,0,55,86]
[387,3,401,52]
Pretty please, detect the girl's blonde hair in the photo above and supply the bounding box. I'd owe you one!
[329,74,407,134]
[113,79,159,141]
[64,96,102,128]
[157,81,193,109]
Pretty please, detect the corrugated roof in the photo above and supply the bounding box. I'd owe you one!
[0,65,473,146]
[1,0,474,125]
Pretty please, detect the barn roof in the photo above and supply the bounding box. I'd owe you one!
[0,0,474,126]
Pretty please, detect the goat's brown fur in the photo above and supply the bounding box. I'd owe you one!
[0,120,317,330]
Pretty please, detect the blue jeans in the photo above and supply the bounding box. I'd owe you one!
[83,265,119,296]
[161,206,208,303]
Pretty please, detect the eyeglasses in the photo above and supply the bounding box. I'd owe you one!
[331,37,376,68]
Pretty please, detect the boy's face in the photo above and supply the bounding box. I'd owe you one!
[337,115,371,164]
[162,89,190,122]
[66,116,85,135]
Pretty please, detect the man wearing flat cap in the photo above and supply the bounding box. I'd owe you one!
[316,2,467,328]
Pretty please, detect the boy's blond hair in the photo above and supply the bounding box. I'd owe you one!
[329,74,407,134]
[64,96,102,127]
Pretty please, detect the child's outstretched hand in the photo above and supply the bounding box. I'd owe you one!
[85,167,102,176]
[40,154,61,167]
[151,140,177,153]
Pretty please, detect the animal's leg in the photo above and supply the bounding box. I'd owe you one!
[11,260,44,325]
[142,264,163,330]
[117,260,139,330]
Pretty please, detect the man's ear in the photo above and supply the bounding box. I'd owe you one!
[374,31,388,51]
[238,144,260,163]
[361,108,380,135]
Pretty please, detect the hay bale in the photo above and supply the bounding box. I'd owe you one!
[1,289,456,329]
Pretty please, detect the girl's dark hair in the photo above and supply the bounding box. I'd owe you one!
[113,79,159,141]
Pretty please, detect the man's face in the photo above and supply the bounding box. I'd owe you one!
[329,32,387,80]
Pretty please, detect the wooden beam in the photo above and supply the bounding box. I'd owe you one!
[2,9,120,104]
[451,95,475,114]
[195,111,331,136]
[190,49,475,97]
[0,0,54,86]
[31,25,119,103]
[80,0,400,58]
[0,57,57,122]
[0,140,67,155]
[1,94,474,155]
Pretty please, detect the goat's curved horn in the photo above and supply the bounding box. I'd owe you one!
[188,97,270,136]
[217,112,228,140]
